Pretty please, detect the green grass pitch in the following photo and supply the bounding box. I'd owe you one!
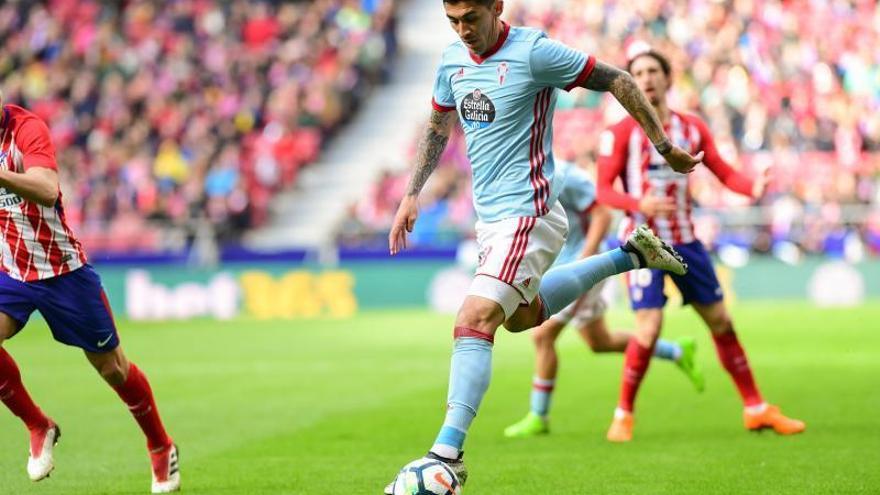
[1,301,878,494]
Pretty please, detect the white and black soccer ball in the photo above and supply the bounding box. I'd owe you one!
[391,457,462,495]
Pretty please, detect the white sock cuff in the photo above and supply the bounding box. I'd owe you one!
[532,376,556,387]
[614,407,631,419]
[745,402,768,415]
[430,444,460,460]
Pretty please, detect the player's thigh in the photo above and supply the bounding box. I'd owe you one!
[670,241,724,307]
[472,204,567,325]
[578,316,611,348]
[504,297,544,333]
[35,265,121,354]
[0,272,37,344]
[632,308,664,346]
[691,300,732,335]
[0,312,19,343]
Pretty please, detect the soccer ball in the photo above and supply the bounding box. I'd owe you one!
[391,457,462,495]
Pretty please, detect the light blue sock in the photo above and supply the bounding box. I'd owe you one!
[431,337,493,458]
[538,248,637,316]
[653,339,681,361]
[530,377,555,417]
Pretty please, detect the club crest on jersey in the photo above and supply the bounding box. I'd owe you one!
[460,89,496,130]
[497,62,509,85]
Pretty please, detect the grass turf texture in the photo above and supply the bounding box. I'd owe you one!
[1,301,878,494]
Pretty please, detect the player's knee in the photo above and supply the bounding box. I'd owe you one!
[455,310,497,336]
[705,312,733,335]
[633,326,660,347]
[710,318,734,335]
[455,297,505,335]
[94,357,128,386]
[532,329,553,349]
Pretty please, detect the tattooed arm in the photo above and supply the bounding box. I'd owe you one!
[406,109,456,195]
[389,109,457,255]
[582,61,703,173]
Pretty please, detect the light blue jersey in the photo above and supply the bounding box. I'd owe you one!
[554,161,598,266]
[432,23,595,222]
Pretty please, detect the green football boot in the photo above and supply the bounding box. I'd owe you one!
[674,336,705,393]
[503,412,549,438]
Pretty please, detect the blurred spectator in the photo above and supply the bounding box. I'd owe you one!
[0,0,399,251]
[344,0,880,259]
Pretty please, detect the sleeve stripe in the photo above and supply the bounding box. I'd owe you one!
[431,97,456,113]
[564,55,597,92]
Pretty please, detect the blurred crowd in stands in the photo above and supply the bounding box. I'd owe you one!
[1,0,398,252]
[343,0,880,259]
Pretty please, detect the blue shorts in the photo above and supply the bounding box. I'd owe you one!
[0,265,120,353]
[627,241,724,310]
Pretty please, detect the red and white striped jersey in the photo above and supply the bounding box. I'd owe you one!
[0,104,87,281]
[597,111,754,245]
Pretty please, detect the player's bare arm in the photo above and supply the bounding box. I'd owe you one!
[0,167,59,207]
[582,61,703,174]
[389,109,456,255]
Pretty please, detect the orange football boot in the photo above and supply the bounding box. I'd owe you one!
[743,405,805,435]
[606,411,634,442]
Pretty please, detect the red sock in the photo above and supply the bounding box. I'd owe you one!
[712,331,763,407]
[0,348,51,431]
[617,339,654,413]
[113,363,172,452]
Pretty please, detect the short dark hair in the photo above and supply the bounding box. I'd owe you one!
[443,0,495,7]
[626,50,671,77]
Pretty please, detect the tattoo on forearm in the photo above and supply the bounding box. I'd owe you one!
[407,111,452,195]
[583,61,668,147]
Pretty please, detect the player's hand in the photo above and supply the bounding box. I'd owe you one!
[751,164,772,199]
[638,193,676,217]
[663,147,703,174]
[389,195,419,255]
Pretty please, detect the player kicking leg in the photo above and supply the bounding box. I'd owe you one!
[503,279,703,439]
[0,268,180,492]
[384,0,701,488]
[385,221,687,493]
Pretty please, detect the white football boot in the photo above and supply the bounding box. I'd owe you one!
[622,225,688,275]
[150,443,180,493]
[27,423,61,481]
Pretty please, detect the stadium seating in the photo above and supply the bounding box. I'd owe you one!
[347,0,880,256]
[0,0,399,252]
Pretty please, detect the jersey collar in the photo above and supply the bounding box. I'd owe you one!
[469,22,510,64]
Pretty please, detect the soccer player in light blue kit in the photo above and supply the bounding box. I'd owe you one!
[503,161,705,439]
[385,1,703,491]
